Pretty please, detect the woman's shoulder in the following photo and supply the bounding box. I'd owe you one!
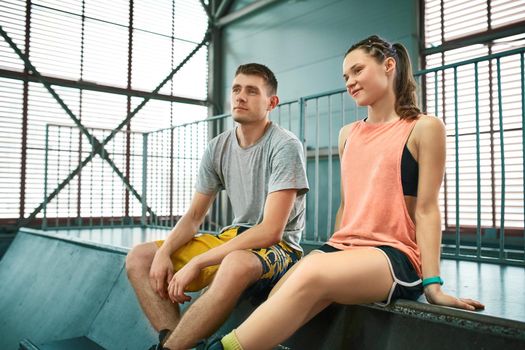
[339,120,360,138]
[338,121,360,153]
[413,114,445,139]
[414,114,445,127]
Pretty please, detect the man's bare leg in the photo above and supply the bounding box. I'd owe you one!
[164,250,262,350]
[126,242,181,333]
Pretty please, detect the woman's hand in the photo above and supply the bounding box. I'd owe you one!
[424,284,485,311]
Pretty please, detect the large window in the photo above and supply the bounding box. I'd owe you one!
[0,0,209,223]
[422,0,525,236]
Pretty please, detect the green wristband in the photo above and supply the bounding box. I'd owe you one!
[422,276,444,287]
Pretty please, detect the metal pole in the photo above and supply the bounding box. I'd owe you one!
[327,95,333,241]
[521,52,525,263]
[314,99,319,241]
[43,124,49,230]
[475,62,482,259]
[142,133,148,227]
[496,58,506,260]
[454,67,460,257]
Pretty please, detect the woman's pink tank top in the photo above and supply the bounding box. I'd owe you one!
[328,118,422,276]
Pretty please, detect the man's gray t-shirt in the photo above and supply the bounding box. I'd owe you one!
[195,123,309,252]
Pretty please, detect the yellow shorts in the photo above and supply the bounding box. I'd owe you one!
[155,226,302,293]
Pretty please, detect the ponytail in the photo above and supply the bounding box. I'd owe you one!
[392,43,420,120]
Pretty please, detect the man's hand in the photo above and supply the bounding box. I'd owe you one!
[149,249,174,299]
[424,284,485,311]
[167,260,201,304]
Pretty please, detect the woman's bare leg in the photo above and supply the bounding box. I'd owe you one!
[268,250,322,298]
[235,248,394,350]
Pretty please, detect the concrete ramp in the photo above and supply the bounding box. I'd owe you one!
[0,228,157,350]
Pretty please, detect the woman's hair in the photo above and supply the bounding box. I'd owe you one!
[345,35,420,120]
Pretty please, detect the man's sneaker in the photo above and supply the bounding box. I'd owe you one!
[147,345,172,350]
[193,339,207,350]
[147,329,173,350]
[204,336,224,350]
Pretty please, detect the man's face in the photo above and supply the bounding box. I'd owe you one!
[230,73,274,124]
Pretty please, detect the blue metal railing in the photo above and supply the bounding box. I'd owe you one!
[415,47,525,265]
[42,47,525,266]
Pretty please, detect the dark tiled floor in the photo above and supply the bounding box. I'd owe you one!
[43,227,525,323]
[440,258,525,323]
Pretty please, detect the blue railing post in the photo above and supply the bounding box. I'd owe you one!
[142,133,148,227]
[454,67,460,258]
[496,58,506,261]
[43,124,49,230]
[521,52,525,261]
[475,62,482,259]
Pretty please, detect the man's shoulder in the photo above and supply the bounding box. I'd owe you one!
[208,128,235,149]
[268,124,302,147]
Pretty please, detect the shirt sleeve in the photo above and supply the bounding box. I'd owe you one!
[269,139,309,195]
[195,141,223,194]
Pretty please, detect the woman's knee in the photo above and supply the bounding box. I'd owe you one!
[270,250,323,295]
[283,254,327,296]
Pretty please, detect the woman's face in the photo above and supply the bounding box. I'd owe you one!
[342,48,394,106]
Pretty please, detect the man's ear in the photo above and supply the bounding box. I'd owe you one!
[268,95,280,110]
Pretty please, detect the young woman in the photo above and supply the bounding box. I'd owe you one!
[211,35,485,350]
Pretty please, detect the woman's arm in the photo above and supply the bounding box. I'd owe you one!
[333,123,353,232]
[415,115,484,310]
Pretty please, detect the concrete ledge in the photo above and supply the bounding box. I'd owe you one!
[20,337,105,350]
[3,229,525,350]
[381,299,525,341]
[284,302,525,350]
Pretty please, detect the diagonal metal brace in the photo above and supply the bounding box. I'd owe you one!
[0,25,210,227]
[199,0,212,19]
[0,25,159,226]
[46,30,209,226]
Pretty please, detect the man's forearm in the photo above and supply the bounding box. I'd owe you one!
[159,215,202,255]
[192,223,280,269]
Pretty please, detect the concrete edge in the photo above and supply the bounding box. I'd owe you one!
[366,300,525,340]
[19,338,40,350]
[18,228,130,255]
[14,228,525,341]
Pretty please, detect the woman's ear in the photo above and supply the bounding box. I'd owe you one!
[385,57,396,74]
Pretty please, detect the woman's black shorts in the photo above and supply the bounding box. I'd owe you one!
[315,244,423,305]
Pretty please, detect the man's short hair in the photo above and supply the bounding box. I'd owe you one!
[235,63,278,95]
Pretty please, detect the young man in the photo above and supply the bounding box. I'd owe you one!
[126,63,309,350]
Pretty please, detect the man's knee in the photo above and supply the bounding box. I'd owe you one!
[126,242,157,276]
[212,250,262,289]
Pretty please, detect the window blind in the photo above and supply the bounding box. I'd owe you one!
[423,0,525,230]
[0,0,209,224]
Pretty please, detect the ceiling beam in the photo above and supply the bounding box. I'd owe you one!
[0,69,207,106]
[215,0,235,20]
[215,0,282,28]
